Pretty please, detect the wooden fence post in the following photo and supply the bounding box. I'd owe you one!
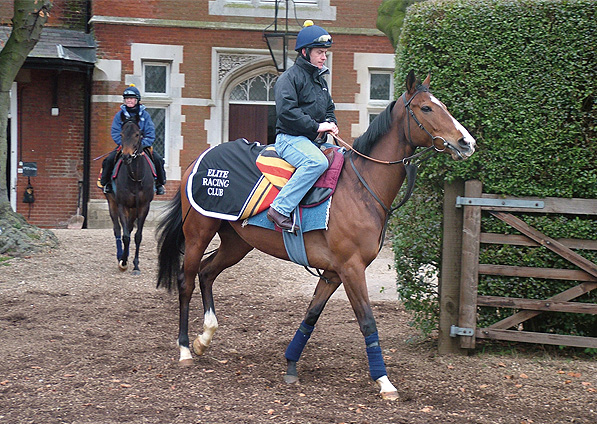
[438,179,465,354]
[458,179,482,349]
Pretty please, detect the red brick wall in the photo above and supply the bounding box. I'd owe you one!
[6,0,395,219]
[0,0,88,29]
[15,69,86,228]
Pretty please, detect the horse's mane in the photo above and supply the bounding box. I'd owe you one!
[352,101,397,155]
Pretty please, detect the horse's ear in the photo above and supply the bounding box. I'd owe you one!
[405,70,417,95]
[422,73,431,89]
[120,111,126,122]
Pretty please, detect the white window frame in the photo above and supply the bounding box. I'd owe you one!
[143,61,170,97]
[209,0,336,20]
[368,71,394,104]
[367,70,394,124]
[352,53,395,137]
[128,43,185,181]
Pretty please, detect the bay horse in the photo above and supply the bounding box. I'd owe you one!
[156,71,476,399]
[105,116,155,275]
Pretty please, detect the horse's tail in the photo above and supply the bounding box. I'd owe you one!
[156,188,184,292]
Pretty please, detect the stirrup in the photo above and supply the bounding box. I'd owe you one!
[103,183,113,194]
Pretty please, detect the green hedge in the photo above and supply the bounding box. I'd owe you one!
[391,0,597,342]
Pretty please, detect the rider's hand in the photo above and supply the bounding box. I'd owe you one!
[317,121,339,136]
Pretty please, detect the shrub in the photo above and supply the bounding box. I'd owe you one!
[391,0,597,338]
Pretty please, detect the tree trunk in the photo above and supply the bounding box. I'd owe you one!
[0,0,51,205]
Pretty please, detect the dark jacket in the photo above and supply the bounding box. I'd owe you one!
[274,56,337,141]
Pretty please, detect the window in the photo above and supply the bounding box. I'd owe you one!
[144,62,169,96]
[142,62,169,160]
[352,53,395,137]
[146,108,166,159]
[369,72,392,102]
[129,43,183,180]
[229,73,278,103]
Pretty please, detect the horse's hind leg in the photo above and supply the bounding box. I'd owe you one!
[192,222,253,357]
[284,273,341,384]
[177,219,217,364]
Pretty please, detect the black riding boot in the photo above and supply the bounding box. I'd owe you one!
[100,150,118,193]
[151,150,166,195]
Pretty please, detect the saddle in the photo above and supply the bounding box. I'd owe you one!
[187,138,344,221]
[112,149,157,180]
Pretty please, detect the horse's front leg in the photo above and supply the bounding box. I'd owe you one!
[106,197,123,261]
[118,207,132,271]
[341,266,398,401]
[284,273,341,384]
[131,206,150,275]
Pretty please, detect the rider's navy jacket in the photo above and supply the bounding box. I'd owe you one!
[274,55,337,141]
[110,104,156,148]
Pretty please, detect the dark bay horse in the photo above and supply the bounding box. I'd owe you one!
[156,71,476,399]
[105,116,155,275]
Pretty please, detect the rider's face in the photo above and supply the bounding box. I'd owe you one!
[308,48,328,69]
[124,97,138,107]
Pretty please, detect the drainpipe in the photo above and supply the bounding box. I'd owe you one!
[82,65,92,228]
[82,0,93,228]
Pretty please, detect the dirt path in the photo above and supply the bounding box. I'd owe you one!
[0,229,595,424]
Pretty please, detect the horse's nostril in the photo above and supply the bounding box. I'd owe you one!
[458,137,468,148]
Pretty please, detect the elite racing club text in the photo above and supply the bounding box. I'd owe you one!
[202,168,230,197]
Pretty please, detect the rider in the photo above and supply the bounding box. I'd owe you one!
[267,20,339,232]
[99,84,167,195]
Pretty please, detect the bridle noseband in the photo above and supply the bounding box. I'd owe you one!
[402,88,449,154]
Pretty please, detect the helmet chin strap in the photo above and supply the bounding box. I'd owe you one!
[300,47,311,62]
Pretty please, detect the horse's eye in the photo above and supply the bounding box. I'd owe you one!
[421,105,432,113]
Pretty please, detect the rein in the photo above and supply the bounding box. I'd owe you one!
[332,92,445,248]
[124,148,145,183]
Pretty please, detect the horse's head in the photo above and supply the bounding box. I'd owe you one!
[120,116,142,162]
[403,70,476,160]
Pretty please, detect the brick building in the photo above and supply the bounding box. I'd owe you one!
[2,0,395,228]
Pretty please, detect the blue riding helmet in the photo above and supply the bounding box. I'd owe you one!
[123,85,141,101]
[294,20,333,52]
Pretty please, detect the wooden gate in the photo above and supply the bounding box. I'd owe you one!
[439,180,597,354]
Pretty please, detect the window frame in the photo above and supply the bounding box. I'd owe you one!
[143,61,170,97]
[144,106,169,163]
[208,0,336,20]
[368,71,394,105]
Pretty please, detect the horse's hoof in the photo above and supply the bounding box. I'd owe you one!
[118,261,128,271]
[179,358,194,367]
[192,338,208,356]
[380,390,399,401]
[283,374,299,384]
[132,270,140,276]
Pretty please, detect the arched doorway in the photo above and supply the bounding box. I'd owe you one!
[228,72,278,145]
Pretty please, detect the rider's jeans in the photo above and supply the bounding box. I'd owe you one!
[271,133,328,217]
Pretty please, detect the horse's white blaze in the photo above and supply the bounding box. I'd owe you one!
[179,344,193,361]
[376,375,397,394]
[199,309,218,347]
[452,118,476,150]
[430,94,476,151]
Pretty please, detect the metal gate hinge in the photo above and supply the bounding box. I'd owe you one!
[455,196,544,209]
[450,325,474,337]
